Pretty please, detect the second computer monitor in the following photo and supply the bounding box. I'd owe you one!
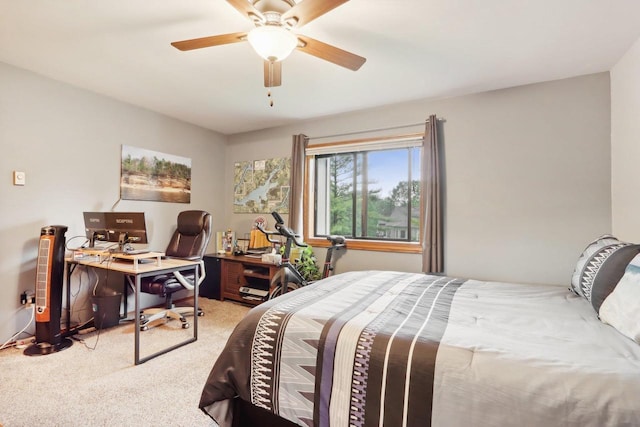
[104,212,148,245]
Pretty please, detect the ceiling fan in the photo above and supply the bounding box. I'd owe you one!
[171,0,366,88]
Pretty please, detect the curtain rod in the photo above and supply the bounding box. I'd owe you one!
[308,117,445,141]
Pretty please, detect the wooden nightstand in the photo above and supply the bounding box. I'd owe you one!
[215,254,279,305]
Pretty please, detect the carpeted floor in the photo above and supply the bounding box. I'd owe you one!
[0,298,250,427]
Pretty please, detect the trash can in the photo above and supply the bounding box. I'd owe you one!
[91,294,122,329]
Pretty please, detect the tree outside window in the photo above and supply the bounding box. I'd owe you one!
[306,135,423,253]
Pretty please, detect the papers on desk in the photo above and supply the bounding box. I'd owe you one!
[72,249,163,267]
[72,253,101,263]
[73,249,107,262]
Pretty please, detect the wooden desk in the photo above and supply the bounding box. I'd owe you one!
[66,252,200,365]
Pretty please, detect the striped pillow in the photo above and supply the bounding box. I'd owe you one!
[570,235,640,313]
[599,253,640,343]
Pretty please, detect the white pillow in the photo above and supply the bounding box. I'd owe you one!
[599,253,640,343]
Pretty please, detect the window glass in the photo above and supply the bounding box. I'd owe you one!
[313,146,421,243]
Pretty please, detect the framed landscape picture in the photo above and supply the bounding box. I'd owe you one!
[120,145,192,203]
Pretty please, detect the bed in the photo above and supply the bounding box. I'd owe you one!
[199,267,640,427]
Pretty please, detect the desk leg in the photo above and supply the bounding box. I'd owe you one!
[132,265,199,365]
[194,267,199,340]
[134,274,141,365]
[122,277,128,320]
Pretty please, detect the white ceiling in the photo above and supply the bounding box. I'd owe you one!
[1,1,640,135]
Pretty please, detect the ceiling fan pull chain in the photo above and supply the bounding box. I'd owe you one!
[268,60,274,107]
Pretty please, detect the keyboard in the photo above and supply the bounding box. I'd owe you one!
[113,257,153,264]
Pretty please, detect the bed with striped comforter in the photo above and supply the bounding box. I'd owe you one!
[199,270,640,427]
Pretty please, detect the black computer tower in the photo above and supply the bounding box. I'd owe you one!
[200,254,221,300]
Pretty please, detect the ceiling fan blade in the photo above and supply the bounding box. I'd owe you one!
[264,60,282,87]
[226,0,264,23]
[296,35,366,71]
[282,0,349,27]
[171,32,248,51]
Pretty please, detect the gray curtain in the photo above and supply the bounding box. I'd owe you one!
[421,115,443,273]
[289,134,308,232]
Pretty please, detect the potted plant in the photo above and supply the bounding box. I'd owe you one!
[285,244,321,282]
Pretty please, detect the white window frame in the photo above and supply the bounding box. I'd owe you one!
[304,132,424,253]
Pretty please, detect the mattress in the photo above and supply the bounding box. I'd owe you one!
[200,270,640,427]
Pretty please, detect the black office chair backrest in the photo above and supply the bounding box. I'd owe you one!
[165,210,212,259]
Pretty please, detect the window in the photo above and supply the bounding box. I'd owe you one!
[305,133,423,253]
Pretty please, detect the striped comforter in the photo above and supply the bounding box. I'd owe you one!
[200,271,640,427]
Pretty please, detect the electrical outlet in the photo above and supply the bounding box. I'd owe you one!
[20,291,35,305]
[15,336,35,349]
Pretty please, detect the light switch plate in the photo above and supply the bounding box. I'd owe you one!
[13,170,26,186]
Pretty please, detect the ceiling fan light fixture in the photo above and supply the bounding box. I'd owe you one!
[247,25,298,62]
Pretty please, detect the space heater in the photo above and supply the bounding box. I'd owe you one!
[24,225,72,356]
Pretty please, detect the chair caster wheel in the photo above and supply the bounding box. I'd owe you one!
[139,315,146,321]
[197,311,204,317]
[140,325,148,331]
[182,323,190,329]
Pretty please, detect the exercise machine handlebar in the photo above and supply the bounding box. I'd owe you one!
[256,212,307,248]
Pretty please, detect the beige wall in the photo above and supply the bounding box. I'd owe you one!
[612,36,640,241]
[227,73,612,286]
[0,62,226,343]
[0,63,615,345]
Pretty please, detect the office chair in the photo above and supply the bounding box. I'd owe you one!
[139,210,212,331]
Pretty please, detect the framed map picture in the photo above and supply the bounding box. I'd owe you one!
[234,157,290,213]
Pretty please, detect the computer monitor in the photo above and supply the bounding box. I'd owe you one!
[104,212,148,248]
[83,212,108,248]
[83,211,148,249]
